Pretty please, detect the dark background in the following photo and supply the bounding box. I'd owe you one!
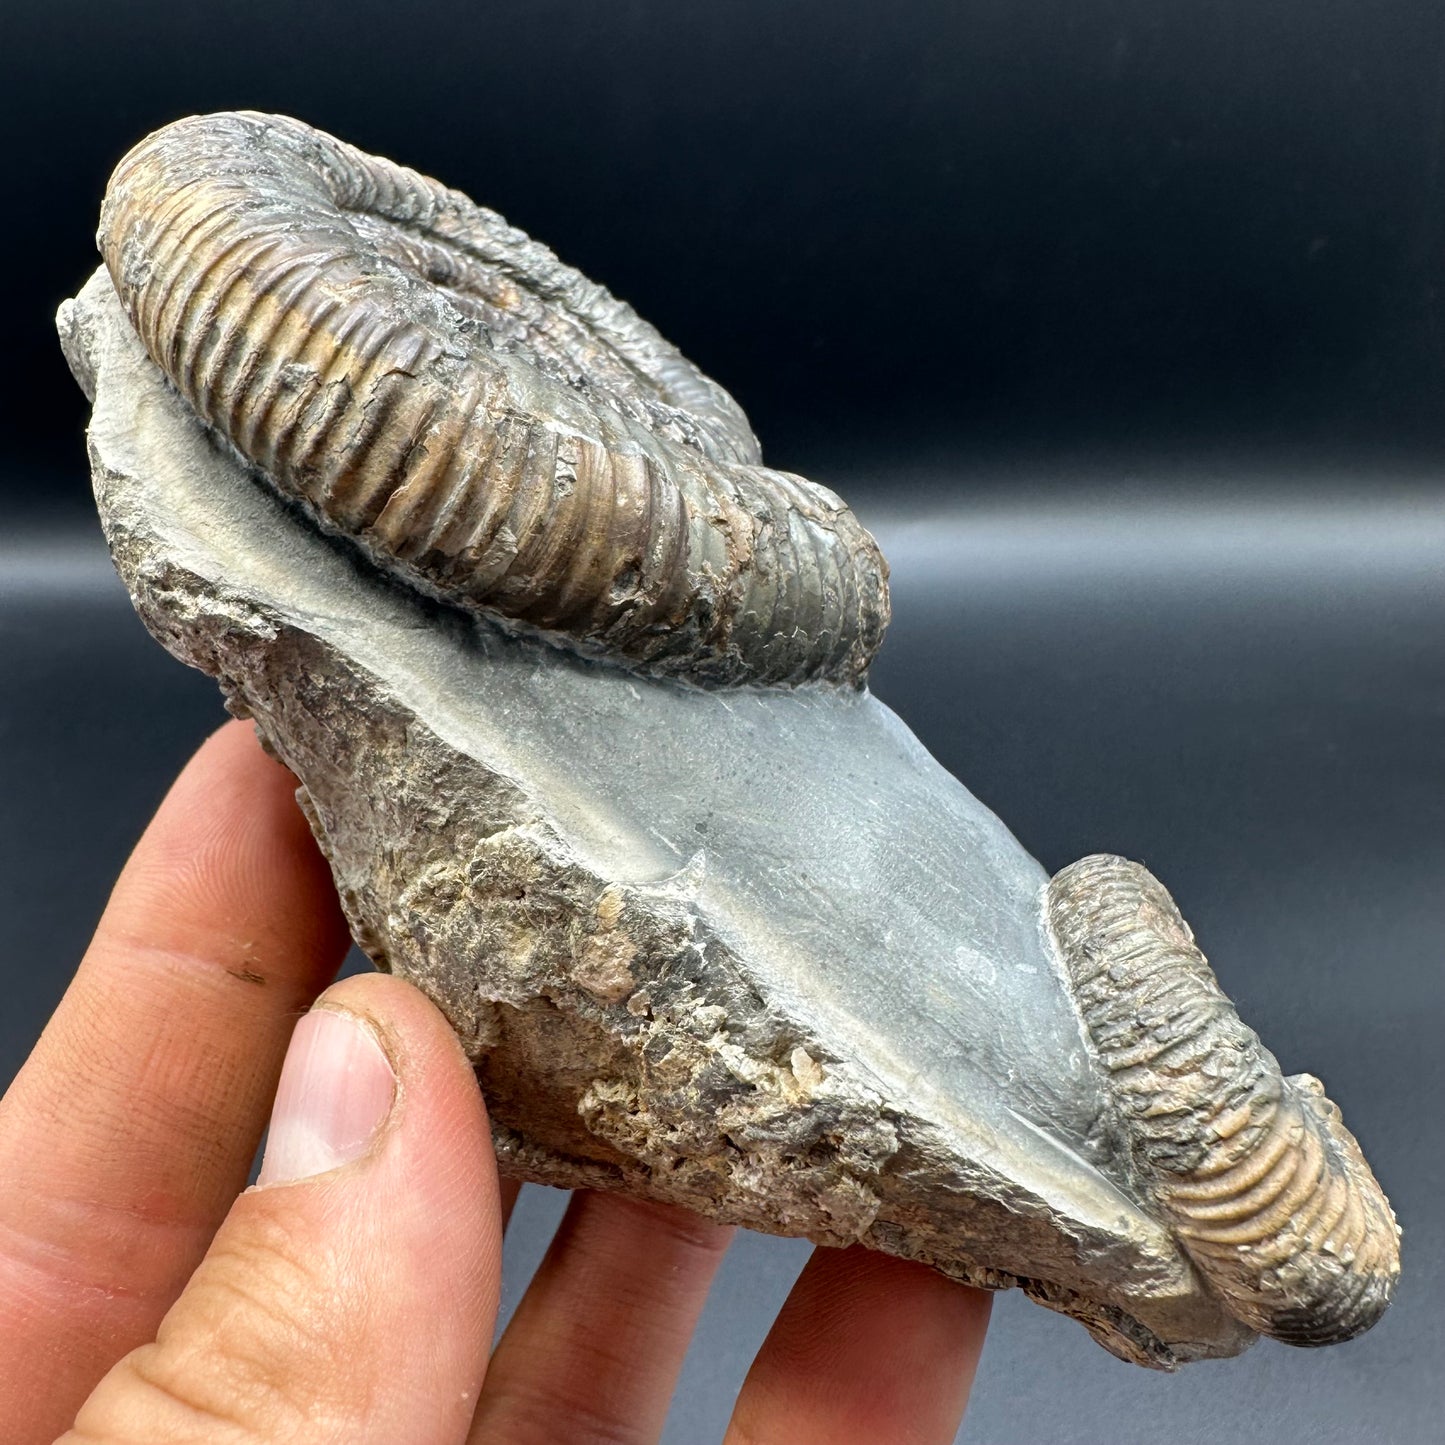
[1,3,1441,1442]
[7,0,1445,490]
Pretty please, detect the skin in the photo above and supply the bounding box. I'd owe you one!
[0,720,990,1444]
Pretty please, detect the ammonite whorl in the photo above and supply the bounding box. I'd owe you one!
[1048,855,1400,1345]
[97,112,889,687]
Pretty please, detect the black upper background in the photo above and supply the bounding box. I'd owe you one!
[5,0,1445,499]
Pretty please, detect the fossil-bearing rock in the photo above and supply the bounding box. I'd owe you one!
[60,112,1399,1368]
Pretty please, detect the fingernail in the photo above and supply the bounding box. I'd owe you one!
[257,1007,396,1186]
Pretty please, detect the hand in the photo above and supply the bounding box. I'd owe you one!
[0,721,990,1444]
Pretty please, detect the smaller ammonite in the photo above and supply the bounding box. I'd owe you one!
[98,111,890,688]
[1047,855,1401,1347]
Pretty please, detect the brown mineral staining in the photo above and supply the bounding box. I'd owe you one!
[575,934,637,1005]
[790,1046,826,1094]
[1048,854,1401,1346]
[594,884,626,930]
[98,111,889,687]
[575,885,637,1002]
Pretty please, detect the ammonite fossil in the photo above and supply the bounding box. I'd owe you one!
[61,111,1399,1367]
[1048,857,1399,1347]
[98,111,888,688]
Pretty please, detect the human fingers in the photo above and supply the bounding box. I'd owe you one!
[722,1245,991,1445]
[0,720,351,1442]
[61,971,504,1445]
[468,1193,732,1444]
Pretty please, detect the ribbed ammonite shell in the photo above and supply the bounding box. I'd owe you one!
[1048,855,1401,1346]
[98,111,889,687]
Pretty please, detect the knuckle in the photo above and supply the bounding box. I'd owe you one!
[721,1425,773,1445]
[68,1340,271,1443]
[180,1218,366,1406]
[603,1194,733,1262]
[474,1382,652,1445]
[66,1212,369,1444]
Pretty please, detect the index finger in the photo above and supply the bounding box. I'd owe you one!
[723,1245,991,1445]
[0,719,351,1444]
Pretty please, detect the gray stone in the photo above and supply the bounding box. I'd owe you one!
[59,268,1290,1368]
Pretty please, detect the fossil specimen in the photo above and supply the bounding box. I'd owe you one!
[98,111,887,688]
[1049,857,1398,1346]
[61,112,1399,1368]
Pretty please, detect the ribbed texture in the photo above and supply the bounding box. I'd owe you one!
[98,111,890,686]
[1047,855,1400,1345]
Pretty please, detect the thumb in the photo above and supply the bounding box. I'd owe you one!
[62,974,504,1445]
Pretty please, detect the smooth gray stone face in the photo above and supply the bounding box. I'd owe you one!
[60,268,1252,1367]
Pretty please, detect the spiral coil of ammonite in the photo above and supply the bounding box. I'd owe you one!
[99,112,890,687]
[1048,855,1400,1347]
